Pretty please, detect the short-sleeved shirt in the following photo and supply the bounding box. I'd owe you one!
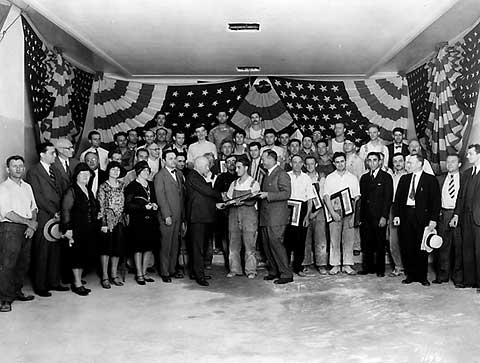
[187,141,218,162]
[323,170,360,199]
[226,176,260,199]
[0,178,38,222]
[288,171,315,202]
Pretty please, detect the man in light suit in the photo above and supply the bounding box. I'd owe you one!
[154,149,185,283]
[393,154,440,286]
[26,142,69,296]
[258,149,293,284]
[453,144,480,291]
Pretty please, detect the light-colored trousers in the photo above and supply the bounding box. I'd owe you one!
[303,211,328,266]
[329,212,354,266]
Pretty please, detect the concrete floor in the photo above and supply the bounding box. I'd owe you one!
[2,266,480,363]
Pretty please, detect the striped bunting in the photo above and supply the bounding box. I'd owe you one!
[344,76,409,140]
[406,64,431,138]
[231,80,294,131]
[40,51,77,141]
[426,43,470,172]
[93,77,168,143]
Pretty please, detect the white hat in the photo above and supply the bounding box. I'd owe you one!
[43,217,63,242]
[421,228,443,253]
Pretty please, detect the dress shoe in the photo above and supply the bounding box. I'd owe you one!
[161,276,172,283]
[455,283,466,288]
[144,275,155,283]
[376,273,385,277]
[263,275,277,281]
[420,280,430,286]
[401,278,414,284]
[135,276,146,285]
[196,279,209,286]
[0,301,12,312]
[15,293,35,301]
[274,277,294,284]
[49,285,70,292]
[71,285,89,296]
[35,290,52,297]
[172,272,184,279]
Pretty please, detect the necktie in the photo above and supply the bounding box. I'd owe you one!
[448,174,455,199]
[65,160,71,177]
[409,174,416,201]
[48,165,56,184]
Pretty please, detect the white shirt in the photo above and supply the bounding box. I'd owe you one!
[80,146,109,171]
[331,139,345,154]
[406,170,423,206]
[323,170,360,198]
[0,178,38,222]
[187,141,217,162]
[288,171,315,202]
[388,169,407,201]
[58,157,69,172]
[165,166,177,182]
[91,169,99,196]
[226,176,260,199]
[392,143,405,154]
[441,172,460,209]
[267,164,278,176]
[40,160,51,175]
[249,157,261,179]
[359,140,389,165]
[405,155,434,175]
[147,158,161,181]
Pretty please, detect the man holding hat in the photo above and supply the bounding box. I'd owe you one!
[393,154,440,286]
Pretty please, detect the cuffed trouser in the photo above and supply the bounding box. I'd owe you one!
[0,223,31,303]
[261,225,293,279]
[360,215,387,274]
[460,211,480,287]
[159,219,181,277]
[434,209,463,283]
[387,208,403,270]
[329,212,354,266]
[228,206,257,275]
[303,211,328,266]
[188,223,211,279]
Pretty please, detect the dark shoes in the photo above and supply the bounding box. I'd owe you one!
[15,293,35,302]
[0,301,12,312]
[263,275,277,281]
[274,277,294,285]
[172,272,184,279]
[34,290,52,297]
[432,279,448,284]
[401,278,414,284]
[196,279,209,286]
[135,276,146,285]
[190,274,211,280]
[49,285,70,292]
[420,280,430,286]
[71,285,90,296]
[143,275,155,283]
[161,276,172,283]
[101,279,111,289]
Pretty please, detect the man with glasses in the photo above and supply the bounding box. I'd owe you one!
[52,139,79,195]
[147,143,162,181]
[80,130,109,171]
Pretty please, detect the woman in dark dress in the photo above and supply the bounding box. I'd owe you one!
[124,161,158,285]
[98,161,127,289]
[61,163,100,296]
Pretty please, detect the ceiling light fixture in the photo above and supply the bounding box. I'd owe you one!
[236,66,260,72]
[228,23,260,32]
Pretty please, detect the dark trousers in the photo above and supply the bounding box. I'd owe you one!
[461,211,480,287]
[434,209,463,283]
[0,223,31,303]
[261,225,293,279]
[360,215,387,274]
[159,219,181,277]
[188,223,211,280]
[399,208,428,281]
[285,202,308,273]
[31,213,61,291]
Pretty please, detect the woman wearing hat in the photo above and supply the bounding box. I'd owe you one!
[98,161,127,289]
[61,163,100,296]
[124,161,158,285]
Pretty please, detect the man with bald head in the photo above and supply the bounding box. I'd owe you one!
[185,156,223,286]
[52,139,79,195]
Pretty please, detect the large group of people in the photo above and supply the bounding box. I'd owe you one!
[1,109,480,313]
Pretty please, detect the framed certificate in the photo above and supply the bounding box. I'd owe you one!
[256,167,267,186]
[323,203,333,223]
[340,188,354,216]
[287,199,302,227]
[220,160,227,173]
[312,182,323,212]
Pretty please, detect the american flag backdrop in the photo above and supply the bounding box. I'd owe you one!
[270,77,372,145]
[406,64,431,138]
[22,16,93,143]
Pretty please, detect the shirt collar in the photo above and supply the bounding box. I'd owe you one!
[267,165,278,175]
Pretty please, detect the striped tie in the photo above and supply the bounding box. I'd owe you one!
[448,174,455,199]
[48,165,56,184]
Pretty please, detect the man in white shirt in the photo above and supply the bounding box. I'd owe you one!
[433,154,463,285]
[80,130,109,171]
[260,129,287,167]
[323,152,361,275]
[245,112,265,145]
[405,139,434,175]
[285,155,315,276]
[147,143,162,181]
[344,137,365,180]
[358,124,389,166]
[224,155,261,279]
[187,123,217,167]
[0,155,38,312]
[328,121,346,155]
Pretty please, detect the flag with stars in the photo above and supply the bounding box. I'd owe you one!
[269,77,371,145]
[456,20,480,116]
[160,77,253,139]
[407,64,431,138]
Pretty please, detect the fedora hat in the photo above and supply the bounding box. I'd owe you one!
[421,228,443,253]
[43,216,63,242]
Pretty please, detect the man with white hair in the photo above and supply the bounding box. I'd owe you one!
[52,139,79,195]
[185,156,222,286]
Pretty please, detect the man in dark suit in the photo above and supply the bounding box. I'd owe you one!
[154,149,185,283]
[52,139,79,195]
[386,128,409,169]
[85,151,107,196]
[258,150,293,284]
[359,152,393,277]
[185,156,222,286]
[453,144,480,291]
[26,142,69,296]
[393,154,440,286]
[433,154,464,286]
